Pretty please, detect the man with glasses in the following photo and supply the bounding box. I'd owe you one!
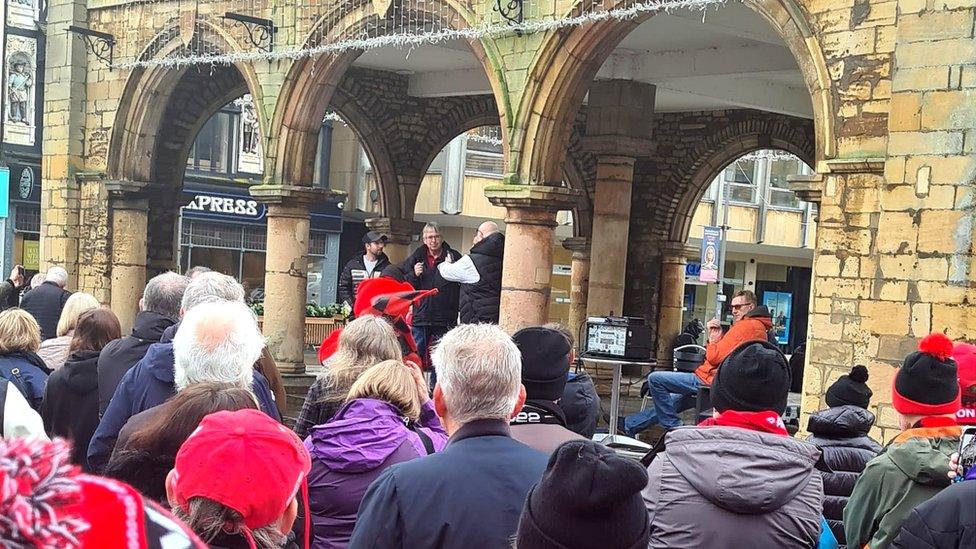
[404,222,462,374]
[630,290,774,439]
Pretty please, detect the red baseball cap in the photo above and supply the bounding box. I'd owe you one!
[172,409,311,533]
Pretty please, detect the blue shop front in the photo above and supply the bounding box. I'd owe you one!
[179,182,343,305]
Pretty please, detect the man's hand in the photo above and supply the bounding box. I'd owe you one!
[414,262,424,276]
[8,266,23,288]
[445,253,454,264]
[706,318,723,343]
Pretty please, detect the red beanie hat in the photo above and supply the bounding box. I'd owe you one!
[172,409,311,540]
[892,333,961,416]
[0,437,205,549]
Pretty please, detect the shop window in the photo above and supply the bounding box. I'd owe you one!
[15,204,40,233]
[242,225,267,251]
[187,111,232,173]
[182,220,242,249]
[723,159,757,204]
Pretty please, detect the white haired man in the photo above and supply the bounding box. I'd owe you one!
[21,265,71,340]
[349,324,547,549]
[87,272,278,472]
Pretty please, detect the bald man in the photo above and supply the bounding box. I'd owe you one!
[438,221,505,324]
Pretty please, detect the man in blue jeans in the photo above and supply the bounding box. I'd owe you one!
[625,290,772,434]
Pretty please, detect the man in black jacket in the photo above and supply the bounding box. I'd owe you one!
[404,222,461,369]
[439,221,504,324]
[96,271,188,415]
[21,266,71,340]
[337,231,390,310]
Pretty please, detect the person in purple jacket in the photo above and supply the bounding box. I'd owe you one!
[301,359,447,548]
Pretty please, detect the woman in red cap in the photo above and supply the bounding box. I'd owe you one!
[166,408,312,549]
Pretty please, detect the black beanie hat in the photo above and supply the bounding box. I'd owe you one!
[825,365,873,409]
[892,333,961,416]
[712,340,791,414]
[516,440,650,549]
[513,327,571,401]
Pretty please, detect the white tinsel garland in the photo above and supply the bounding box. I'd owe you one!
[115,0,728,69]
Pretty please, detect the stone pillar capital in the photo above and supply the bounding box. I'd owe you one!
[365,217,425,246]
[660,241,695,262]
[562,236,591,260]
[104,179,150,210]
[250,184,337,208]
[581,136,654,159]
[486,185,582,227]
[787,174,823,205]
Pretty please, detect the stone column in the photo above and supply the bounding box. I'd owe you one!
[365,217,424,264]
[656,242,693,365]
[486,185,582,333]
[107,181,149,335]
[562,237,591,347]
[250,185,331,375]
[582,80,656,317]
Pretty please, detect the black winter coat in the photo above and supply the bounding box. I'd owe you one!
[97,311,176,415]
[807,405,882,548]
[891,480,976,549]
[21,281,71,341]
[459,232,504,324]
[337,253,391,308]
[41,350,101,471]
[404,244,461,327]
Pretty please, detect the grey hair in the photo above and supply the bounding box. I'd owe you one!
[46,266,68,287]
[173,300,262,392]
[142,271,189,319]
[173,497,284,549]
[180,271,245,313]
[423,222,441,235]
[432,324,522,425]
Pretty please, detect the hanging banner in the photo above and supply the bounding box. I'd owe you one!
[699,226,721,283]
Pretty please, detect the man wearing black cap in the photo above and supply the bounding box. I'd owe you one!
[337,230,390,310]
[641,340,825,548]
[510,326,585,454]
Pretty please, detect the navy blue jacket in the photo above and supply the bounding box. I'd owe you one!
[348,419,547,549]
[0,351,50,411]
[87,339,281,472]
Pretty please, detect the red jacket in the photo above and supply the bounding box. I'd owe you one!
[695,307,774,385]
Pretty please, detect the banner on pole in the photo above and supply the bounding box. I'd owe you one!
[699,226,720,283]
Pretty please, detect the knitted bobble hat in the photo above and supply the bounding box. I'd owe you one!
[892,333,961,416]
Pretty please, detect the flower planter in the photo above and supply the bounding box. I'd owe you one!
[256,316,346,348]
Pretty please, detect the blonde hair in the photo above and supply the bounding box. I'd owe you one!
[0,309,41,353]
[317,315,402,408]
[56,292,100,337]
[347,360,423,420]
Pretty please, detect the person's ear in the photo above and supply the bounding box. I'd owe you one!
[433,383,447,419]
[164,470,179,508]
[138,297,146,312]
[510,384,527,419]
[279,496,299,534]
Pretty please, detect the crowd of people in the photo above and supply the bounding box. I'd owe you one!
[0,234,973,549]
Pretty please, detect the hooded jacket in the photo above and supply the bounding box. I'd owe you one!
[807,405,882,547]
[403,243,462,327]
[86,334,280,473]
[844,420,960,549]
[303,398,448,548]
[457,232,504,324]
[509,399,585,455]
[696,306,774,385]
[97,310,176,415]
[40,350,101,470]
[642,427,824,548]
[891,480,975,549]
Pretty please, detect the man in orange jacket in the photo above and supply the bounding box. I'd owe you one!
[644,290,774,431]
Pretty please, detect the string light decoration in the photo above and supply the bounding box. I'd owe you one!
[99,0,728,70]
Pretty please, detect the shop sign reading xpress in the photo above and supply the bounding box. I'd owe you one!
[183,192,266,222]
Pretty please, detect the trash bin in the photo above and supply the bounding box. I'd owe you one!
[673,344,706,373]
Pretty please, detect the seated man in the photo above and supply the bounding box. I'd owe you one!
[625,290,772,436]
[509,326,585,454]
